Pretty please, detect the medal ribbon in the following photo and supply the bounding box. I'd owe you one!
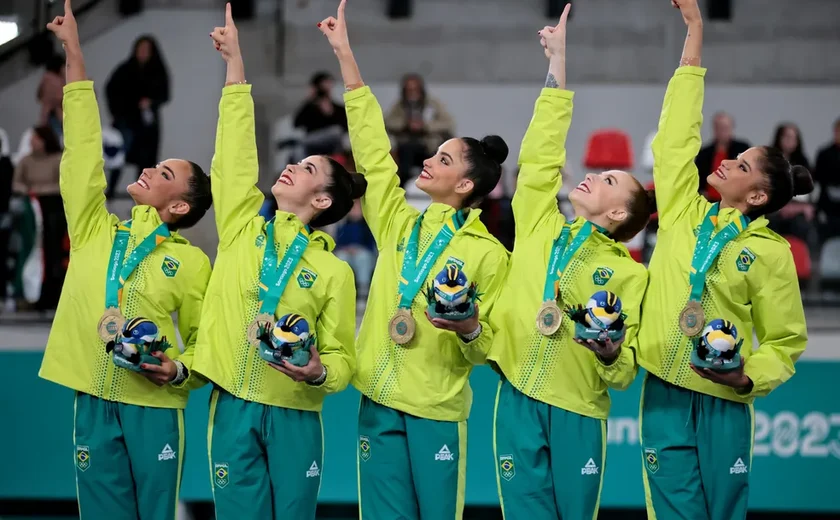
[542,220,594,302]
[104,220,170,309]
[687,203,749,303]
[257,219,311,317]
[397,209,466,310]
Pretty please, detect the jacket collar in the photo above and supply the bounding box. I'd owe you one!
[271,210,336,252]
[129,205,189,245]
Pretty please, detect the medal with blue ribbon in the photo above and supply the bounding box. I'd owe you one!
[537,220,594,336]
[97,220,170,342]
[246,220,311,347]
[679,203,749,336]
[389,210,466,345]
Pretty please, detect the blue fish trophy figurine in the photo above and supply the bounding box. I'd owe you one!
[254,313,315,367]
[565,291,626,343]
[105,317,170,372]
[423,264,481,321]
[690,319,744,372]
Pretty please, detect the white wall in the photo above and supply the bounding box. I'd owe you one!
[358,81,840,188]
[0,9,225,169]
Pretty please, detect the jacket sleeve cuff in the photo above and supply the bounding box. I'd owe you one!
[674,66,707,77]
[343,85,372,103]
[539,88,575,100]
[64,80,94,93]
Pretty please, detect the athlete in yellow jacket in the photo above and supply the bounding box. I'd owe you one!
[192,6,362,520]
[319,3,510,518]
[38,2,212,519]
[488,8,653,519]
[637,2,810,519]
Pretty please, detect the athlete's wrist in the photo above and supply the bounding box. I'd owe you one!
[459,323,483,343]
[734,375,753,395]
[306,365,328,386]
[597,345,620,366]
[170,360,188,385]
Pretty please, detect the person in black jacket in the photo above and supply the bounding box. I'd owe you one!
[814,118,840,243]
[694,111,749,201]
[105,35,170,199]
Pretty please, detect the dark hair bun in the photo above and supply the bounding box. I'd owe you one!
[791,165,814,196]
[646,188,657,215]
[349,172,368,199]
[480,135,509,165]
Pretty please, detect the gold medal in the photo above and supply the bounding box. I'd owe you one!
[536,300,563,336]
[97,308,126,342]
[679,301,705,337]
[247,313,276,347]
[389,308,416,345]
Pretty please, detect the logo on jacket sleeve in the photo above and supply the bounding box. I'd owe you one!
[592,267,614,286]
[161,256,180,278]
[359,435,371,461]
[396,238,406,252]
[644,448,659,474]
[214,462,230,488]
[297,268,318,288]
[735,248,756,272]
[499,454,515,481]
[76,445,90,472]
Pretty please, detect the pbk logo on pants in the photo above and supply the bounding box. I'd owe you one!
[214,462,230,488]
[76,445,90,472]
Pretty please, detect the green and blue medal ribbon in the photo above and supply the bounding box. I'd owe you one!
[537,219,594,335]
[679,203,749,336]
[248,219,311,346]
[98,220,170,341]
[389,209,466,344]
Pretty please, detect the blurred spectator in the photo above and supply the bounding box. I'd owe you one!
[695,111,749,201]
[814,117,840,243]
[385,74,454,186]
[37,55,65,140]
[293,72,348,157]
[766,123,817,253]
[11,125,67,311]
[334,200,376,298]
[105,35,170,199]
[0,128,13,305]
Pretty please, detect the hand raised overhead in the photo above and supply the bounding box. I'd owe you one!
[46,0,79,47]
[538,3,571,59]
[317,0,350,53]
[211,2,241,62]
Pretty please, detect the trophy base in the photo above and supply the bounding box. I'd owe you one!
[574,321,623,343]
[427,301,476,321]
[112,353,161,373]
[259,343,311,367]
[690,348,742,372]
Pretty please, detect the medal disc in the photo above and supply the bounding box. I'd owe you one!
[389,308,416,345]
[97,308,126,342]
[679,301,705,337]
[536,300,563,336]
[247,313,276,347]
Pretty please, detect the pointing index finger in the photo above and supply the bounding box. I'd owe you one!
[65,0,73,14]
[225,2,234,25]
[558,3,571,26]
[337,0,346,21]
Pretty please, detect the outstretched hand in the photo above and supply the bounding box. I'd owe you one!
[317,0,350,53]
[269,345,326,383]
[46,0,79,47]
[211,3,241,62]
[538,3,571,59]
[671,0,702,25]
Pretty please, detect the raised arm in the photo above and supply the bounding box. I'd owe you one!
[47,0,110,249]
[319,0,414,245]
[210,3,264,249]
[512,5,574,237]
[651,0,706,229]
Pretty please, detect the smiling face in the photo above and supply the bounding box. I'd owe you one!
[706,146,769,209]
[568,170,637,224]
[270,155,334,216]
[414,138,474,203]
[127,159,194,220]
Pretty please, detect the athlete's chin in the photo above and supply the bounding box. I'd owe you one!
[126,183,143,202]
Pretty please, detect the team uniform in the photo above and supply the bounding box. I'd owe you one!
[344,86,509,520]
[192,84,357,520]
[487,88,648,520]
[637,67,808,520]
[38,81,212,520]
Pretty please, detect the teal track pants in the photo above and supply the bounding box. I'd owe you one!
[73,392,185,520]
[493,378,606,520]
[208,388,324,520]
[640,373,754,520]
[357,395,467,520]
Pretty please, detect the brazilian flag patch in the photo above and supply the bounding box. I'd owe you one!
[735,247,756,272]
[297,268,318,289]
[161,256,180,278]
